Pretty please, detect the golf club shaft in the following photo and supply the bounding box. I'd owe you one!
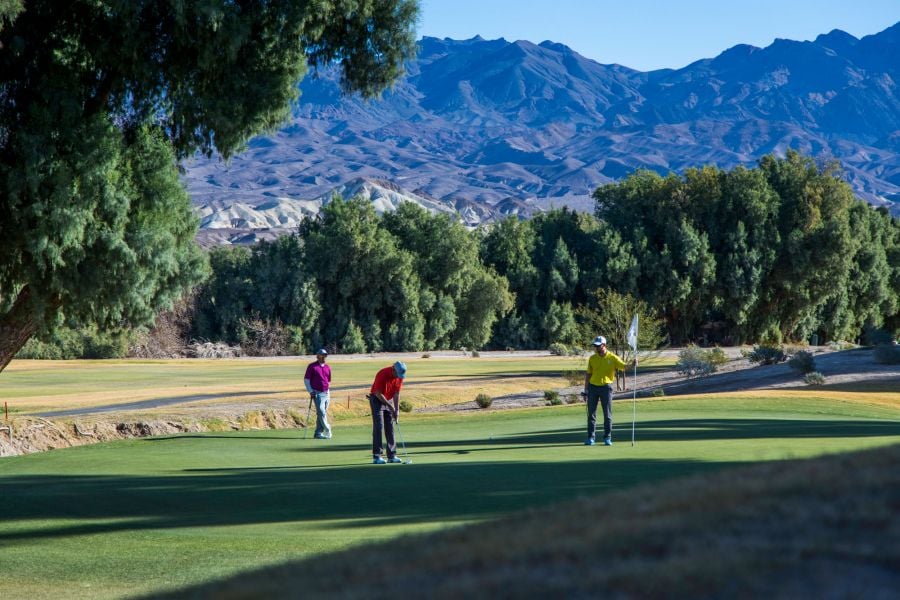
[303,394,314,439]
[394,417,410,463]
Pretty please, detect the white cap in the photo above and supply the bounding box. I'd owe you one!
[591,335,607,346]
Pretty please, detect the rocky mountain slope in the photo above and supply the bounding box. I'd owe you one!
[186,23,900,244]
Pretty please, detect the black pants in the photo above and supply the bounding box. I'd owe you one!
[369,395,397,458]
[587,383,613,440]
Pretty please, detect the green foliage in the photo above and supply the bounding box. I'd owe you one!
[804,371,826,385]
[341,321,367,355]
[398,399,413,413]
[747,345,787,366]
[544,390,562,406]
[474,393,493,409]
[575,288,666,364]
[15,325,130,359]
[0,1,418,369]
[561,369,584,387]
[787,350,817,374]
[652,388,666,397]
[548,342,570,356]
[873,344,900,365]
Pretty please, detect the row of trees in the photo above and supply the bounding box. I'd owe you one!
[187,152,898,354]
[193,199,513,353]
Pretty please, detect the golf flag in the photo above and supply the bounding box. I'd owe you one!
[627,313,639,352]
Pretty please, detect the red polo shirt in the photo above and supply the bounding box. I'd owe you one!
[370,366,403,399]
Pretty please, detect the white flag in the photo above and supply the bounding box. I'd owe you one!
[627,313,639,352]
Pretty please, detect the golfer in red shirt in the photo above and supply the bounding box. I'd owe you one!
[368,361,406,464]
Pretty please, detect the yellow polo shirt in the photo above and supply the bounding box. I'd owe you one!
[586,351,627,385]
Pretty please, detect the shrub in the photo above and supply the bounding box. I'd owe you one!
[873,344,900,365]
[564,394,580,404]
[188,341,242,358]
[421,353,431,359]
[562,369,584,387]
[862,326,893,347]
[399,399,413,413]
[827,340,857,351]
[804,371,826,385]
[474,393,493,409]
[471,350,480,358]
[707,347,729,367]
[544,390,562,405]
[676,345,719,378]
[548,342,569,356]
[239,318,292,357]
[652,388,665,398]
[787,350,816,374]
[747,345,787,365]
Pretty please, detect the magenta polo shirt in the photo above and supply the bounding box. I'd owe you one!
[304,361,331,393]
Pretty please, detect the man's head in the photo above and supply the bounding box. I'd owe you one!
[316,348,328,363]
[393,360,407,380]
[591,335,607,355]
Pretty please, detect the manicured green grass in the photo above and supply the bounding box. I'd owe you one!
[1,395,897,598]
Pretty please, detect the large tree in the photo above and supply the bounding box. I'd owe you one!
[0,0,419,371]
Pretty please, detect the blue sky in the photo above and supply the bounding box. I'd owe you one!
[418,0,900,71]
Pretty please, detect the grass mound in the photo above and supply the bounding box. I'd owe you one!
[158,443,900,598]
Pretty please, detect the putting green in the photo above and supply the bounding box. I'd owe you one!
[1,395,897,599]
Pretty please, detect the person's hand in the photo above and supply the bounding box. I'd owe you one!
[310,392,317,402]
[581,389,588,397]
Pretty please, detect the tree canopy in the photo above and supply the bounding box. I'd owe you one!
[0,0,419,371]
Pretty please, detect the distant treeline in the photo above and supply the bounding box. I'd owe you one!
[18,152,900,359]
[190,151,898,353]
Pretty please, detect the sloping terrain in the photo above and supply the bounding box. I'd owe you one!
[153,442,900,599]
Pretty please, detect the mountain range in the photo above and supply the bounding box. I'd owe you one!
[186,23,900,243]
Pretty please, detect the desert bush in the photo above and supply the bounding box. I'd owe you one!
[873,344,900,365]
[548,342,569,356]
[827,340,857,351]
[707,347,728,367]
[652,388,666,397]
[544,390,562,405]
[399,399,413,413]
[188,341,242,358]
[474,393,493,409]
[239,318,293,356]
[787,350,816,374]
[471,350,480,358]
[747,344,787,365]
[421,353,431,359]
[564,393,580,404]
[676,345,720,378]
[804,371,826,385]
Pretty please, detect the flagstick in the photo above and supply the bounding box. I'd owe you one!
[631,357,637,446]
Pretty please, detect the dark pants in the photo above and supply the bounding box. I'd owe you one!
[587,383,613,441]
[369,395,397,459]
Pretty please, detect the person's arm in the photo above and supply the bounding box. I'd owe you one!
[304,378,314,394]
[583,358,591,394]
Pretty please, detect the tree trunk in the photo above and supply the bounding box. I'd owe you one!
[0,286,42,374]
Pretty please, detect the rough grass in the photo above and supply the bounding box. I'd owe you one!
[0,395,897,599]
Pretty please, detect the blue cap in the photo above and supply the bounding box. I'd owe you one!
[393,361,407,379]
[316,348,328,356]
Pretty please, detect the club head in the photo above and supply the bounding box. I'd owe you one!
[405,459,413,464]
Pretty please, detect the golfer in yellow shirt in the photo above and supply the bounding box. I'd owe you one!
[583,335,627,446]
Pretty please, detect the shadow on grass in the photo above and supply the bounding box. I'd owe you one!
[2,416,897,546]
[0,455,723,543]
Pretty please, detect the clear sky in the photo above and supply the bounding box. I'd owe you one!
[418,0,900,71]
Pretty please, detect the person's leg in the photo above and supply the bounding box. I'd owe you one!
[369,396,384,458]
[586,384,600,442]
[314,392,331,438]
[599,384,613,441]
[384,412,397,459]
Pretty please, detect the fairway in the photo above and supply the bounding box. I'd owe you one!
[1,395,898,599]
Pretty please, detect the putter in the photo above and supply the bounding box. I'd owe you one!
[303,393,314,439]
[394,417,412,464]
